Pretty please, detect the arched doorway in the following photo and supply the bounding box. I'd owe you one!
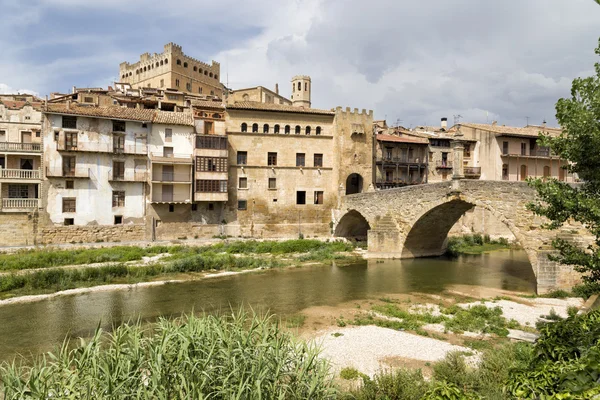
[346,173,363,195]
[334,210,370,241]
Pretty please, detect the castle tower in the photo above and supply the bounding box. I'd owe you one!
[291,75,311,108]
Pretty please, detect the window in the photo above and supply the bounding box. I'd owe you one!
[263,124,269,134]
[160,79,164,88]
[186,83,192,91]
[112,120,125,132]
[183,62,188,68]
[65,180,74,189]
[84,97,93,103]
[268,152,277,166]
[112,161,125,180]
[163,147,173,158]
[314,153,323,167]
[176,79,180,87]
[204,121,214,135]
[285,125,290,134]
[543,165,551,178]
[196,180,228,192]
[63,156,76,176]
[295,125,301,134]
[502,141,509,155]
[305,82,308,91]
[314,191,324,205]
[268,178,276,189]
[65,132,77,149]
[35,131,40,138]
[54,131,59,142]
[191,203,198,211]
[274,125,280,134]
[316,126,321,135]
[62,197,76,213]
[196,135,227,149]
[112,191,125,207]
[238,200,247,210]
[208,203,215,210]
[296,191,306,205]
[239,177,247,189]
[193,66,197,72]
[114,215,123,225]
[165,128,172,142]
[385,147,393,160]
[199,87,203,94]
[520,164,527,181]
[502,164,509,180]
[252,123,258,133]
[296,153,305,167]
[64,218,74,226]
[177,59,182,65]
[62,116,77,129]
[196,157,227,172]
[241,123,248,132]
[298,82,301,91]
[305,126,311,135]
[463,144,471,159]
[8,184,28,198]
[169,204,175,212]
[237,151,247,165]
[521,143,527,156]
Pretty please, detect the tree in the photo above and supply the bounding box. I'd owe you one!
[527,37,600,295]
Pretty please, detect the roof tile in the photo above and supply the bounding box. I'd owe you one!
[227,101,334,115]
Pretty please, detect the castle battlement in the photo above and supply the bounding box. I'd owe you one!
[335,106,374,118]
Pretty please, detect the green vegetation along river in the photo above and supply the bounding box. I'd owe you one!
[0,249,535,362]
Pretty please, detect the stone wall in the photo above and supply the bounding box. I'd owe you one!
[449,205,515,239]
[0,212,37,246]
[38,224,146,244]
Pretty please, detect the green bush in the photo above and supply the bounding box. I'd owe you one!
[0,311,336,399]
[443,305,513,336]
[341,368,431,400]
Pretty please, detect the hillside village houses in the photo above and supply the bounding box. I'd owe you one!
[0,43,577,246]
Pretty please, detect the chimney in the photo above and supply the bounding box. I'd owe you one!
[542,119,547,128]
[441,117,448,130]
[275,83,279,95]
[492,121,497,126]
[72,86,77,94]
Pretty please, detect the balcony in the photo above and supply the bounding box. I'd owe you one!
[0,142,41,152]
[0,168,42,180]
[464,167,481,178]
[108,170,148,182]
[376,156,427,165]
[435,160,453,169]
[152,171,192,183]
[150,152,193,164]
[58,142,148,155]
[1,198,40,211]
[46,167,91,179]
[151,194,192,203]
[502,148,553,158]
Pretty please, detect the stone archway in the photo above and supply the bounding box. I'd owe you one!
[346,173,363,195]
[335,210,370,241]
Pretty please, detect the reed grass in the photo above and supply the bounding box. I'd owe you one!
[0,310,336,399]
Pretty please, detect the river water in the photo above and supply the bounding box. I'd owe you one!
[0,250,535,362]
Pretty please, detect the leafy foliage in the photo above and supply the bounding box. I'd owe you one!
[0,310,336,399]
[527,38,600,294]
[506,309,600,399]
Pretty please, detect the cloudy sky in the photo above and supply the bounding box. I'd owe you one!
[1,0,598,127]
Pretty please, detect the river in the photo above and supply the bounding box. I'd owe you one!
[0,249,535,362]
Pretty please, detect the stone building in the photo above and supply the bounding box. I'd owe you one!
[0,95,44,245]
[119,43,222,97]
[42,103,194,228]
[373,131,429,189]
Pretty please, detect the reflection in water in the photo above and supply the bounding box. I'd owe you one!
[0,250,535,362]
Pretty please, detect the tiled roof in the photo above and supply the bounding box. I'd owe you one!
[0,100,42,111]
[189,99,225,109]
[153,110,194,126]
[45,104,194,126]
[227,101,334,115]
[46,104,155,121]
[376,133,429,144]
[460,123,561,138]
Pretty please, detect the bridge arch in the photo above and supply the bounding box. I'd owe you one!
[334,210,370,241]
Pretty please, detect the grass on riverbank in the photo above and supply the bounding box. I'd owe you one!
[0,239,354,272]
[0,311,336,399]
[0,254,281,298]
[446,234,514,256]
[0,239,359,299]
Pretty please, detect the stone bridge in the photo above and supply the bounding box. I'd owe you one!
[334,180,587,293]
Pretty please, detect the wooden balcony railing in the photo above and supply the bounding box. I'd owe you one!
[464,167,481,176]
[152,171,192,182]
[0,168,41,179]
[46,167,90,178]
[435,160,452,169]
[2,198,40,209]
[150,152,193,163]
[0,142,41,152]
[376,156,426,164]
[58,142,147,155]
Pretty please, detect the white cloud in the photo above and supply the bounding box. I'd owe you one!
[0,83,39,97]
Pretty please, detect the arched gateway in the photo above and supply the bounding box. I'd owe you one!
[334,180,590,293]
